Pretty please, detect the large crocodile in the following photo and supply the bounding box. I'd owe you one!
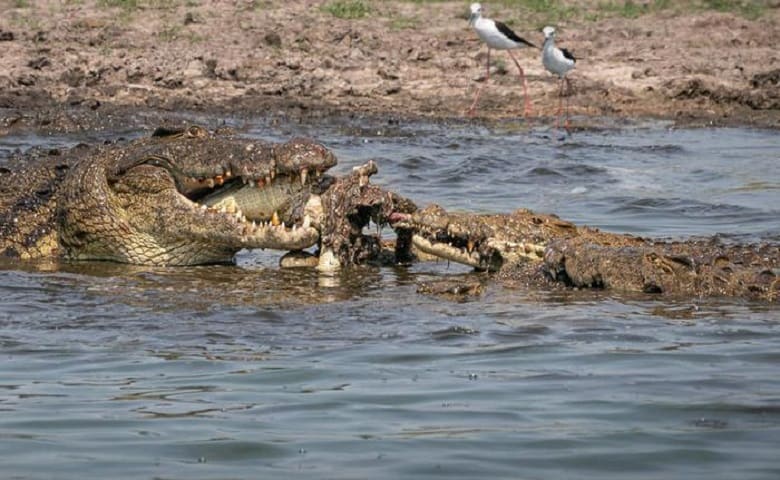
[0,125,336,265]
[393,205,779,302]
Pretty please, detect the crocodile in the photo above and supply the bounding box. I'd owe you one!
[393,204,779,302]
[0,125,336,265]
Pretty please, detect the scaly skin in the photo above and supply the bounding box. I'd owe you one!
[0,126,336,265]
[393,204,779,302]
[544,236,779,301]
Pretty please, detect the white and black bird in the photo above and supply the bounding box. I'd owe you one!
[542,26,576,129]
[467,2,537,117]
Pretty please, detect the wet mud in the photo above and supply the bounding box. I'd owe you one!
[0,1,779,135]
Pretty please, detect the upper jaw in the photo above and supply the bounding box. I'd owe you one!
[176,153,333,208]
[170,137,338,244]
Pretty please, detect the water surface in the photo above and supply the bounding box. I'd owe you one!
[1,116,779,479]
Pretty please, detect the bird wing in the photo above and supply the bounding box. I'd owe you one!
[560,47,576,62]
[494,21,537,49]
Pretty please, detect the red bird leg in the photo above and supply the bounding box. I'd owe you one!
[507,50,532,117]
[468,48,491,116]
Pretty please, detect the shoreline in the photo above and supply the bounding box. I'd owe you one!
[1,1,778,134]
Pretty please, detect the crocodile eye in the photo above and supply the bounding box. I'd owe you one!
[186,126,209,138]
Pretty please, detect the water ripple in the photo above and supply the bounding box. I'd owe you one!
[1,119,780,479]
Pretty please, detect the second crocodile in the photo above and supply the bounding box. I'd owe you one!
[393,205,779,302]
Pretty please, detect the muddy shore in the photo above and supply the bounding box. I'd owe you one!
[1,1,779,134]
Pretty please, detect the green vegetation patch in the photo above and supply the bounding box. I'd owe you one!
[398,0,771,24]
[701,0,767,20]
[96,0,187,10]
[97,0,139,9]
[322,0,372,19]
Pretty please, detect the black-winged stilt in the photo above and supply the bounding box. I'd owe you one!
[467,2,537,117]
[542,26,576,129]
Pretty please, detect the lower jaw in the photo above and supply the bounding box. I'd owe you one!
[412,234,482,268]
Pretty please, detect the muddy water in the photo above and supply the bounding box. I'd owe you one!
[1,116,779,479]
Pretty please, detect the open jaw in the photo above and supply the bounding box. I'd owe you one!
[390,210,492,269]
[391,208,548,272]
[411,230,549,272]
[178,164,325,252]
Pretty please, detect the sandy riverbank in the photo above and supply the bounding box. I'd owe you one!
[1,0,778,133]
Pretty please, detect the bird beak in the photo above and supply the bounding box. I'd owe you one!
[468,13,477,26]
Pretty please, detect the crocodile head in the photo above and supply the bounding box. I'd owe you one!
[391,204,579,271]
[57,125,336,265]
[396,204,779,301]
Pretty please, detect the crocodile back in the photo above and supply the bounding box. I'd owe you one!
[0,146,88,259]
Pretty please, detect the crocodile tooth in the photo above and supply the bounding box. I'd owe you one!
[302,214,311,229]
[219,205,227,214]
[206,179,215,188]
[270,169,276,180]
[225,170,232,178]
[200,204,208,210]
[271,211,280,226]
[292,224,297,231]
[248,179,256,188]
[265,175,271,185]
[300,169,308,186]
